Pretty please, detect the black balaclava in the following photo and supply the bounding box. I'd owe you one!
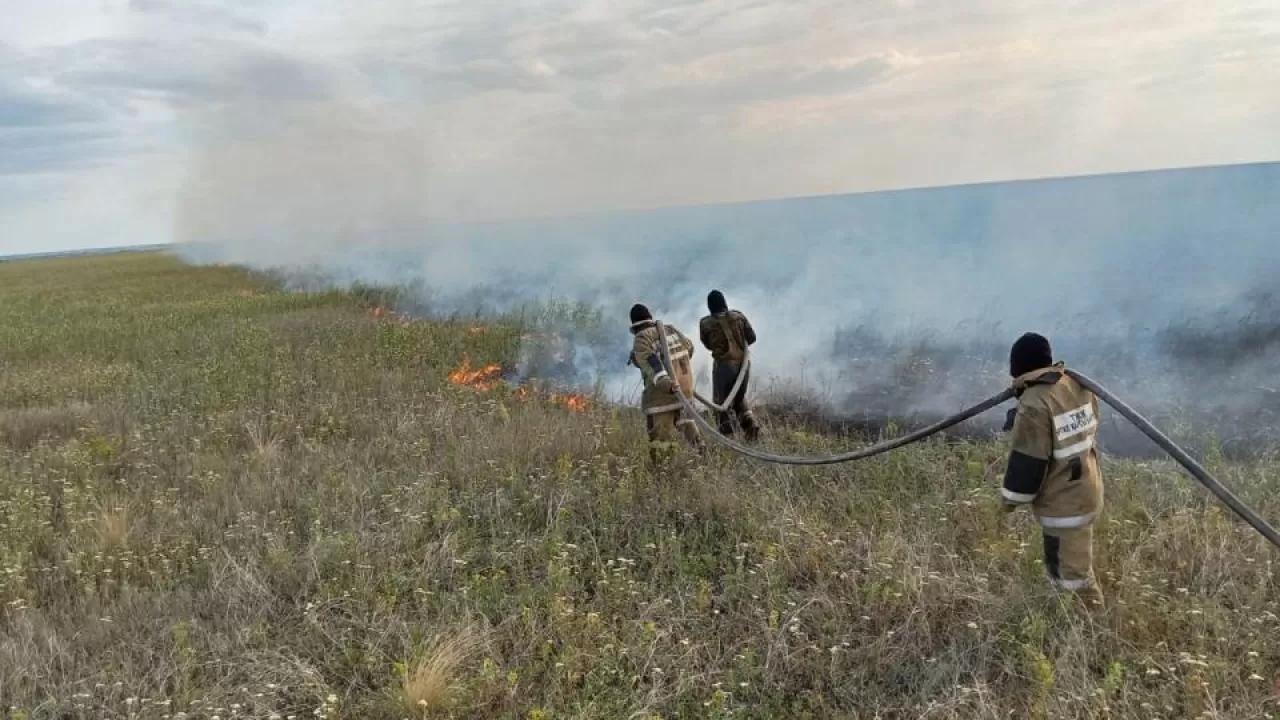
[630,303,652,326]
[707,290,728,314]
[1010,332,1053,378]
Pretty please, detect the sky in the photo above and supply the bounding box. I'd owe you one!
[1,0,1278,255]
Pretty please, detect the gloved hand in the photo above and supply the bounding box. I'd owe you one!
[655,374,675,393]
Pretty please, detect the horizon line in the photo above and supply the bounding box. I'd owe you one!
[3,158,1277,260]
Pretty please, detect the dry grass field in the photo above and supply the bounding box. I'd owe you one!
[0,251,1277,719]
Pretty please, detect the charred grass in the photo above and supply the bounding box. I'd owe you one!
[0,251,1277,719]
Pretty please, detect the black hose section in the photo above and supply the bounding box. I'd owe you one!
[1066,368,1280,550]
[655,322,1016,466]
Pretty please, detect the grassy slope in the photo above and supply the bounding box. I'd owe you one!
[0,252,1276,720]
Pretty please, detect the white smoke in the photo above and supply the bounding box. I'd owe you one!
[162,25,1280,457]
[171,91,1280,435]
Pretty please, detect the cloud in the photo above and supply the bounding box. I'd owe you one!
[0,126,121,174]
[0,0,1277,251]
[0,76,104,128]
[47,35,338,108]
[127,0,267,36]
[617,53,902,112]
[0,49,125,173]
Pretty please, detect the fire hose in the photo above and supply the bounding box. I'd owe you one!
[690,351,751,412]
[654,321,1280,550]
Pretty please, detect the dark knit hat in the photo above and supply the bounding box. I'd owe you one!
[629,303,652,324]
[1010,332,1053,378]
[707,289,727,313]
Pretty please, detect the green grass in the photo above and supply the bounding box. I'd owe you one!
[0,251,1277,719]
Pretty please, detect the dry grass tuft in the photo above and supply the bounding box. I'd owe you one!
[244,418,283,462]
[402,625,488,716]
[97,503,132,551]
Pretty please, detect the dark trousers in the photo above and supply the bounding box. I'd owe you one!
[712,361,758,439]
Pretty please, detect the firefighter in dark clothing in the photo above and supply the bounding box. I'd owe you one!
[1001,332,1106,609]
[698,290,761,442]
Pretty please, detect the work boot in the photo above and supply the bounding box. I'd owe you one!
[716,411,735,437]
[677,419,708,457]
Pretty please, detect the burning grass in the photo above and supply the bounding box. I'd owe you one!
[0,251,1276,719]
[447,357,504,392]
[514,384,592,413]
[448,358,593,412]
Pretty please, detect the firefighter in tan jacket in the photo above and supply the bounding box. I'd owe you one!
[627,303,705,461]
[1001,332,1105,609]
[698,290,761,442]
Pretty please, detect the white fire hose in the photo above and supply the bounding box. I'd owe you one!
[692,351,750,413]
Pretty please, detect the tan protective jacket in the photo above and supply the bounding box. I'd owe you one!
[699,310,756,364]
[629,319,695,413]
[1002,363,1104,528]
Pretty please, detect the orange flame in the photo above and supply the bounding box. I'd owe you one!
[517,386,590,412]
[448,357,590,412]
[368,306,414,326]
[448,358,503,391]
[549,393,591,412]
[474,374,590,412]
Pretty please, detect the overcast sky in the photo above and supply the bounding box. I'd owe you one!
[2,0,1278,255]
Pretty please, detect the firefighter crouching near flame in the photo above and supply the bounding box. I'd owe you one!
[699,290,761,442]
[627,303,706,463]
[1000,332,1106,610]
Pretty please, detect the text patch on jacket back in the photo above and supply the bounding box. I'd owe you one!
[1053,404,1096,441]
[666,333,688,359]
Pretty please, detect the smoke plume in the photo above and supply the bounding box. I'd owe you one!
[170,82,1280,460]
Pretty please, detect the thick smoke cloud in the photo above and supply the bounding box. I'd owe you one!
[171,87,1280,459]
